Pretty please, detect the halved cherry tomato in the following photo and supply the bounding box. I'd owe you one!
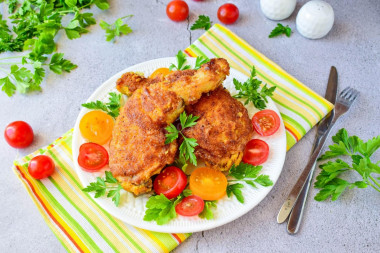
[150,68,171,79]
[166,0,189,22]
[252,109,280,136]
[78,143,109,171]
[154,166,187,199]
[217,3,239,25]
[28,155,55,179]
[175,195,204,216]
[4,121,34,148]
[189,167,227,200]
[79,111,114,145]
[243,139,269,166]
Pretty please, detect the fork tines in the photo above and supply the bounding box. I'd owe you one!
[339,87,360,102]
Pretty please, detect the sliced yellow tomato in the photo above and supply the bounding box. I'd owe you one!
[189,167,227,200]
[79,111,114,145]
[149,67,171,78]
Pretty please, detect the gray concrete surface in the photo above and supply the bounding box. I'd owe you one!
[1,0,379,252]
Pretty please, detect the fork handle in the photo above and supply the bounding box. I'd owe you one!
[277,117,337,223]
[286,161,316,234]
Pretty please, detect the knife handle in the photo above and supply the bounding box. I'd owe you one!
[286,162,316,234]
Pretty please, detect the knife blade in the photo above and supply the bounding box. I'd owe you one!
[277,66,338,224]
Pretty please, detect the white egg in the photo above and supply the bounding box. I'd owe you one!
[260,0,297,20]
[296,0,334,39]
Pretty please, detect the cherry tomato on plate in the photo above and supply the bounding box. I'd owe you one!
[78,143,109,172]
[175,195,204,216]
[189,167,227,200]
[28,155,55,179]
[4,121,34,148]
[150,68,171,79]
[154,166,187,199]
[217,3,239,25]
[79,111,114,145]
[252,109,280,136]
[243,139,269,166]
[166,0,189,22]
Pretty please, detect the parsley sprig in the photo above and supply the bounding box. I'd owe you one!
[269,23,292,38]
[190,15,212,31]
[314,129,380,201]
[169,50,210,71]
[227,162,273,203]
[82,171,122,206]
[232,66,276,110]
[81,92,122,118]
[143,189,192,225]
[99,15,133,42]
[165,112,200,166]
[0,0,110,96]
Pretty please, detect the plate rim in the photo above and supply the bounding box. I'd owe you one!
[72,57,287,233]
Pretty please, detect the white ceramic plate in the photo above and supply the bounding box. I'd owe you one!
[72,57,286,233]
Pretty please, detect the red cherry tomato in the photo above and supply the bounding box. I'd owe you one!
[252,109,281,136]
[153,166,187,199]
[166,0,189,22]
[4,121,34,148]
[28,155,55,179]
[175,195,204,216]
[217,3,239,25]
[243,139,269,166]
[78,143,109,172]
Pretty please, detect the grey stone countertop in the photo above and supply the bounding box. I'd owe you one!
[1,0,379,252]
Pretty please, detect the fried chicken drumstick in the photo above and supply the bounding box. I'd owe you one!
[109,58,230,195]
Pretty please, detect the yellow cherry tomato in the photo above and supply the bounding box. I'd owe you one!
[149,68,171,78]
[79,111,114,145]
[189,167,227,200]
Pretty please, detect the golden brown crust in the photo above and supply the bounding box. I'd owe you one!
[116,72,163,97]
[109,58,230,195]
[183,87,253,171]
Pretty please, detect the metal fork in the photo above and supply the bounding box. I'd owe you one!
[277,87,360,224]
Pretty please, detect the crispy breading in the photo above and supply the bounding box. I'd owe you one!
[183,87,253,171]
[109,58,230,195]
[116,72,163,96]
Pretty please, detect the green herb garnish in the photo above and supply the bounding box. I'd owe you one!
[269,23,292,38]
[315,129,380,201]
[82,92,122,118]
[0,0,110,96]
[190,15,212,31]
[165,112,199,166]
[99,15,133,42]
[82,171,122,206]
[232,66,276,110]
[227,162,273,203]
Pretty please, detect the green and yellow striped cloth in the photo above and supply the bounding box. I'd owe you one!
[14,24,333,252]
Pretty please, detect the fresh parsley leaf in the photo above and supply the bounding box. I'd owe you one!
[169,51,191,71]
[165,111,199,166]
[315,128,380,201]
[82,171,122,206]
[227,183,245,203]
[227,162,273,203]
[199,201,217,220]
[82,92,122,118]
[143,194,181,225]
[165,124,179,145]
[191,15,212,31]
[100,15,133,42]
[269,23,292,38]
[232,66,276,110]
[94,0,110,10]
[194,56,210,70]
[49,53,77,74]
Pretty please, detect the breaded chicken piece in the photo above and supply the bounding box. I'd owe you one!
[183,87,253,171]
[116,72,163,96]
[109,58,230,195]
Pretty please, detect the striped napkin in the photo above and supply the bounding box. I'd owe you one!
[13,24,333,252]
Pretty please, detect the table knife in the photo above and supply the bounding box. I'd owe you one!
[277,66,338,225]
